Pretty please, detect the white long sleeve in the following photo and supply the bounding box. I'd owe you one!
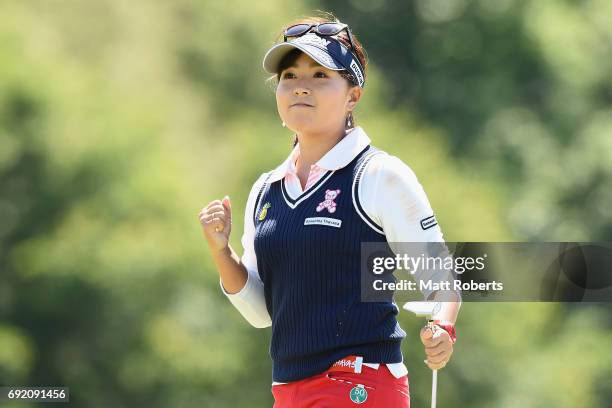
[359,153,455,301]
[219,172,272,328]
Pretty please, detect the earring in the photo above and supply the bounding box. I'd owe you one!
[282,121,286,127]
[345,112,354,129]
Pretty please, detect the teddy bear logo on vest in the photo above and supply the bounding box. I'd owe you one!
[316,189,341,214]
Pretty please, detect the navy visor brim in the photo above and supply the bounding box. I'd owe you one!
[262,33,365,87]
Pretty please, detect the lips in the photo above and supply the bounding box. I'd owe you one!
[290,102,314,108]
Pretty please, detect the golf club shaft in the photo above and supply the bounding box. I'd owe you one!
[432,369,437,408]
[426,319,439,408]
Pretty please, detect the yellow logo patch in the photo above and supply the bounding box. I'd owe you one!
[258,202,271,221]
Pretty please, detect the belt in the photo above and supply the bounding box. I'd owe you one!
[271,355,406,385]
[328,355,365,374]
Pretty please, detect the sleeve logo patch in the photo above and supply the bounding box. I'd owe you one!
[420,215,438,230]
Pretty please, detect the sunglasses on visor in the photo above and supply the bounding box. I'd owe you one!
[283,22,356,50]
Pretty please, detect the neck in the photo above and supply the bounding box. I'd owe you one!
[296,125,350,169]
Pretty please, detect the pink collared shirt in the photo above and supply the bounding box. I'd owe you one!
[285,145,326,193]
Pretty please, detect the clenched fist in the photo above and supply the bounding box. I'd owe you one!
[199,196,232,252]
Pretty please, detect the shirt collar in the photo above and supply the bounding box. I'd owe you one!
[267,126,371,183]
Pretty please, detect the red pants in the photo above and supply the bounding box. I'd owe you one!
[271,364,410,407]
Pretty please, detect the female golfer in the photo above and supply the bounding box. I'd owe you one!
[199,15,460,407]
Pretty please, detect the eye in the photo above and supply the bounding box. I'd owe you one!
[281,71,295,79]
[314,71,328,78]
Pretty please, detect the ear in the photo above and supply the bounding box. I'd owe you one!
[346,86,362,111]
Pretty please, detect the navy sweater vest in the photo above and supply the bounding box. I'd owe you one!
[253,145,406,383]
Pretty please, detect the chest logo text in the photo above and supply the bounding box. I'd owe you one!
[304,217,342,228]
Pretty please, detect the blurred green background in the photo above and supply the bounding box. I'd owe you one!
[1,0,611,407]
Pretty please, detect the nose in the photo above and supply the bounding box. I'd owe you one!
[293,86,310,96]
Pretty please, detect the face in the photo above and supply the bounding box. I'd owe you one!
[276,52,361,136]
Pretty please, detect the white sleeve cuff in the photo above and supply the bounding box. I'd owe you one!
[219,267,271,328]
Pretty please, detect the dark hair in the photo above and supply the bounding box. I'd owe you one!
[273,13,368,146]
